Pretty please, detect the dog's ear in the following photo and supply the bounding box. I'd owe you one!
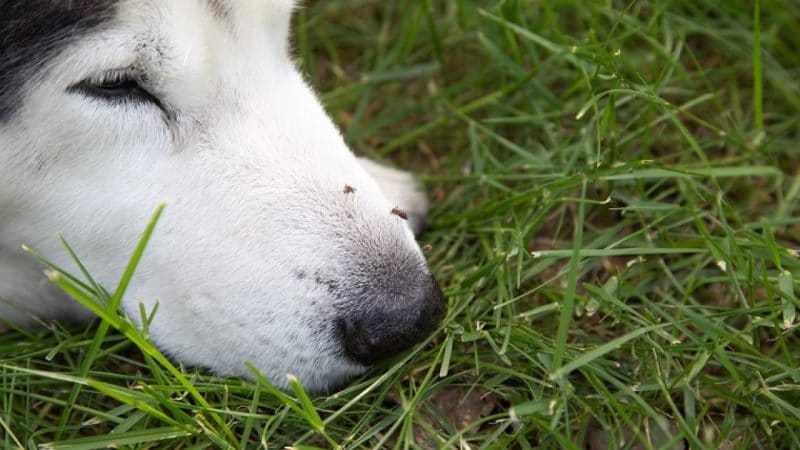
[357,157,429,236]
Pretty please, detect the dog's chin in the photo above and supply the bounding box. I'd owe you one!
[248,357,367,394]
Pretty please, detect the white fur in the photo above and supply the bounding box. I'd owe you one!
[0,0,430,391]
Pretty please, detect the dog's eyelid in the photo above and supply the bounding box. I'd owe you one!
[70,67,146,93]
[68,67,172,118]
[89,67,140,85]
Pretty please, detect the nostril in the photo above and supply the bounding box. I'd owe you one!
[420,276,446,327]
[337,317,377,363]
[339,276,446,366]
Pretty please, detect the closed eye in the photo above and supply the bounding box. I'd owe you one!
[69,68,169,114]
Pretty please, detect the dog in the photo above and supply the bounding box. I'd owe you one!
[0,0,445,392]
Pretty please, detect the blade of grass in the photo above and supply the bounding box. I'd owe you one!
[40,426,192,450]
[752,0,763,134]
[551,177,587,373]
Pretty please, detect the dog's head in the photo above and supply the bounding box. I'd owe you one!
[0,0,444,391]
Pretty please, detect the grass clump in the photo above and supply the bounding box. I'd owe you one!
[3,0,800,448]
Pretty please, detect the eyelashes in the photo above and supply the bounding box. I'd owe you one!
[68,68,170,115]
[71,68,147,101]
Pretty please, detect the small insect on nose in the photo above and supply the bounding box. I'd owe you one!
[339,275,446,366]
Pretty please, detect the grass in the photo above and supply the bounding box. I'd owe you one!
[2,0,800,448]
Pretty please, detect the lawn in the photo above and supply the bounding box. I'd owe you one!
[3,0,800,448]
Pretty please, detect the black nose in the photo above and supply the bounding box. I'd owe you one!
[339,275,445,366]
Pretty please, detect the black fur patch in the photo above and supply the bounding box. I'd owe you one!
[0,0,118,122]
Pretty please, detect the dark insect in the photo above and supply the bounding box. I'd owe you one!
[343,184,356,194]
[391,207,408,220]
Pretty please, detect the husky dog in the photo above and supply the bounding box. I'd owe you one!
[0,0,445,391]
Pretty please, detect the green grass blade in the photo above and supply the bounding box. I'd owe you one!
[40,426,192,450]
[551,177,587,373]
[550,324,667,381]
[753,0,763,134]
